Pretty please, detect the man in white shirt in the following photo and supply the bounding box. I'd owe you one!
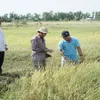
[0,17,8,74]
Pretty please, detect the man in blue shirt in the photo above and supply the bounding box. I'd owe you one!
[58,31,84,66]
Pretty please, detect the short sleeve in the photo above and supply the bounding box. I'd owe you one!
[58,41,63,50]
[30,36,45,52]
[30,38,37,51]
[75,39,80,47]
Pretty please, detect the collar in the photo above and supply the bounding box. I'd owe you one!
[63,37,72,43]
[37,35,45,41]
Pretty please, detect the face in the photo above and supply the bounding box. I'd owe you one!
[39,32,47,38]
[63,36,71,42]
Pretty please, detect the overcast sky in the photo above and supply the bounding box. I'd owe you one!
[0,0,100,15]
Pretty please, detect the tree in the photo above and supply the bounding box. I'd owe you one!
[2,14,12,22]
[66,12,74,21]
[57,12,67,20]
[83,13,90,19]
[33,13,41,21]
[26,13,33,20]
[0,17,1,26]
[95,12,100,20]
[9,12,19,21]
[1,11,96,22]
[42,11,53,21]
[74,11,83,21]
[52,13,59,21]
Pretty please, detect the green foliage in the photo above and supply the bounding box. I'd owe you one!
[1,11,98,22]
[95,12,100,20]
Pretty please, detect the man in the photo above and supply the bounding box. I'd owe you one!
[30,26,53,71]
[58,31,84,66]
[0,18,8,74]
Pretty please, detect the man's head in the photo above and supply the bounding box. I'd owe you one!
[61,31,71,42]
[38,26,48,38]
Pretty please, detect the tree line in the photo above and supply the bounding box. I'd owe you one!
[0,11,100,22]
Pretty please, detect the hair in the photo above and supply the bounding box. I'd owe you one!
[38,31,40,33]
[62,31,70,38]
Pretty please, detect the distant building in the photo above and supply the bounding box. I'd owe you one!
[86,16,95,21]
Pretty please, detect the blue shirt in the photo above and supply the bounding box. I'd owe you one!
[58,37,80,61]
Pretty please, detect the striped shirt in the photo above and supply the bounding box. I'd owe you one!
[30,35,46,61]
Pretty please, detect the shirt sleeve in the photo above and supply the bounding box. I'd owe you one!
[0,28,5,44]
[30,38,45,53]
[75,39,80,47]
[58,41,63,50]
[0,29,6,51]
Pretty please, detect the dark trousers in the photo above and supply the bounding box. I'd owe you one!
[0,52,5,73]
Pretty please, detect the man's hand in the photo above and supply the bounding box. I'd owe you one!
[77,46,84,63]
[45,48,53,53]
[64,57,75,62]
[79,55,84,63]
[5,47,8,51]
[59,50,70,61]
[64,57,70,61]
[5,44,8,51]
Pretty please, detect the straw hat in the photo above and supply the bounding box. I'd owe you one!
[38,26,48,34]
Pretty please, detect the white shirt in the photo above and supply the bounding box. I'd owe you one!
[0,28,5,51]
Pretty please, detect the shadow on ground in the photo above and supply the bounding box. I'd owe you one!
[0,72,20,96]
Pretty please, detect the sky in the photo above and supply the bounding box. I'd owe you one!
[0,0,100,15]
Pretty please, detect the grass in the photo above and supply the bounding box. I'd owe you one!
[0,21,100,100]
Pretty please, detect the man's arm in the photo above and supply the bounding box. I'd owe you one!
[59,49,64,56]
[31,39,45,53]
[77,46,84,63]
[45,47,53,53]
[59,49,69,60]
[77,46,83,56]
[58,41,69,60]
[5,44,8,51]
